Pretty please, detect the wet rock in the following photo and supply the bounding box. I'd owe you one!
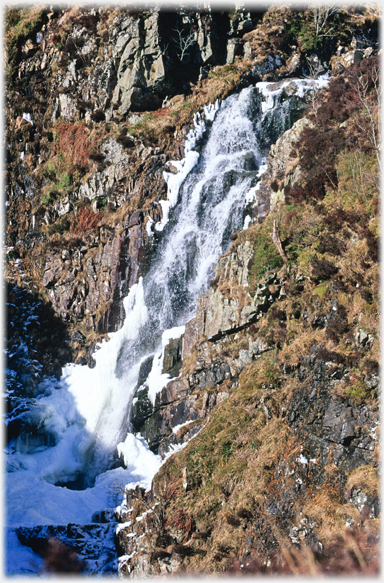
[128,209,144,228]
[131,386,154,434]
[162,336,183,377]
[15,522,118,574]
[71,329,85,343]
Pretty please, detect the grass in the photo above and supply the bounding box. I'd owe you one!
[5,5,45,79]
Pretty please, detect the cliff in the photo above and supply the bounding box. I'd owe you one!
[4,3,380,577]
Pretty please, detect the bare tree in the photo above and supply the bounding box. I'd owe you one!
[271,218,288,264]
[311,4,339,38]
[173,28,196,62]
[353,65,381,170]
[304,56,325,119]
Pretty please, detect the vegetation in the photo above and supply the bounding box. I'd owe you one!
[5,5,45,80]
[5,5,380,575]
[139,53,380,575]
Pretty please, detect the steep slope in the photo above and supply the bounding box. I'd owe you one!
[115,55,380,577]
[4,3,380,577]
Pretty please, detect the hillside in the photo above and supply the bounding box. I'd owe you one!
[4,3,380,577]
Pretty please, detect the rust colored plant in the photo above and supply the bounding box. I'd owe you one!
[165,509,194,542]
[55,122,91,171]
[42,537,84,574]
[71,207,102,234]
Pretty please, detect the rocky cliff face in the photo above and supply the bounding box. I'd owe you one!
[5,3,380,578]
[117,74,380,572]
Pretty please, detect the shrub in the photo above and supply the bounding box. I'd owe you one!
[71,207,102,234]
[247,221,284,287]
[325,305,349,343]
[345,378,373,402]
[54,122,91,171]
[310,256,338,282]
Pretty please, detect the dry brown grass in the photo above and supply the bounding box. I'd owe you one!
[71,206,102,234]
[54,122,91,171]
[346,465,380,500]
[279,328,325,368]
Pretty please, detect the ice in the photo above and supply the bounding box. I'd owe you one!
[116,433,161,488]
[5,529,44,575]
[157,101,220,232]
[22,112,33,125]
[146,325,185,404]
[146,215,154,237]
[172,419,194,434]
[296,454,308,465]
[62,279,148,436]
[256,75,329,110]
[157,151,200,232]
[243,214,252,230]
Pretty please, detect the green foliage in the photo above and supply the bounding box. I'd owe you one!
[247,219,284,288]
[221,441,233,463]
[283,8,351,55]
[57,173,72,192]
[345,379,373,403]
[313,282,330,299]
[334,149,379,210]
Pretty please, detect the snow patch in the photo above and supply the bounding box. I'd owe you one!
[146,326,185,404]
[296,454,308,465]
[22,112,33,125]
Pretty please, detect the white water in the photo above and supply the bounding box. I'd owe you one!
[5,76,328,573]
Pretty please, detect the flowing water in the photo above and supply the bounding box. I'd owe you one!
[5,76,328,574]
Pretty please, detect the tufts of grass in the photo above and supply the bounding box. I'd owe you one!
[5,6,45,79]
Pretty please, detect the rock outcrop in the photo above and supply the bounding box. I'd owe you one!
[5,4,380,578]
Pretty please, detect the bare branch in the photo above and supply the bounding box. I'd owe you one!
[271,219,288,264]
[311,4,339,38]
[353,65,381,170]
[173,28,196,62]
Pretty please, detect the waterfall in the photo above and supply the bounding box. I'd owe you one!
[5,76,328,572]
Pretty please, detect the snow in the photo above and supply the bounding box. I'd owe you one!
[243,214,252,230]
[22,112,33,125]
[163,425,204,461]
[146,215,154,237]
[157,150,200,232]
[146,325,185,404]
[5,278,162,529]
[6,465,133,528]
[115,521,132,535]
[162,441,190,461]
[157,100,220,232]
[4,529,44,575]
[116,433,162,488]
[172,419,194,434]
[296,454,308,465]
[62,278,148,435]
[245,159,268,204]
[257,74,329,112]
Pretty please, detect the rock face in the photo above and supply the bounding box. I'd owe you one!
[5,4,380,578]
[129,239,286,457]
[120,223,379,576]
